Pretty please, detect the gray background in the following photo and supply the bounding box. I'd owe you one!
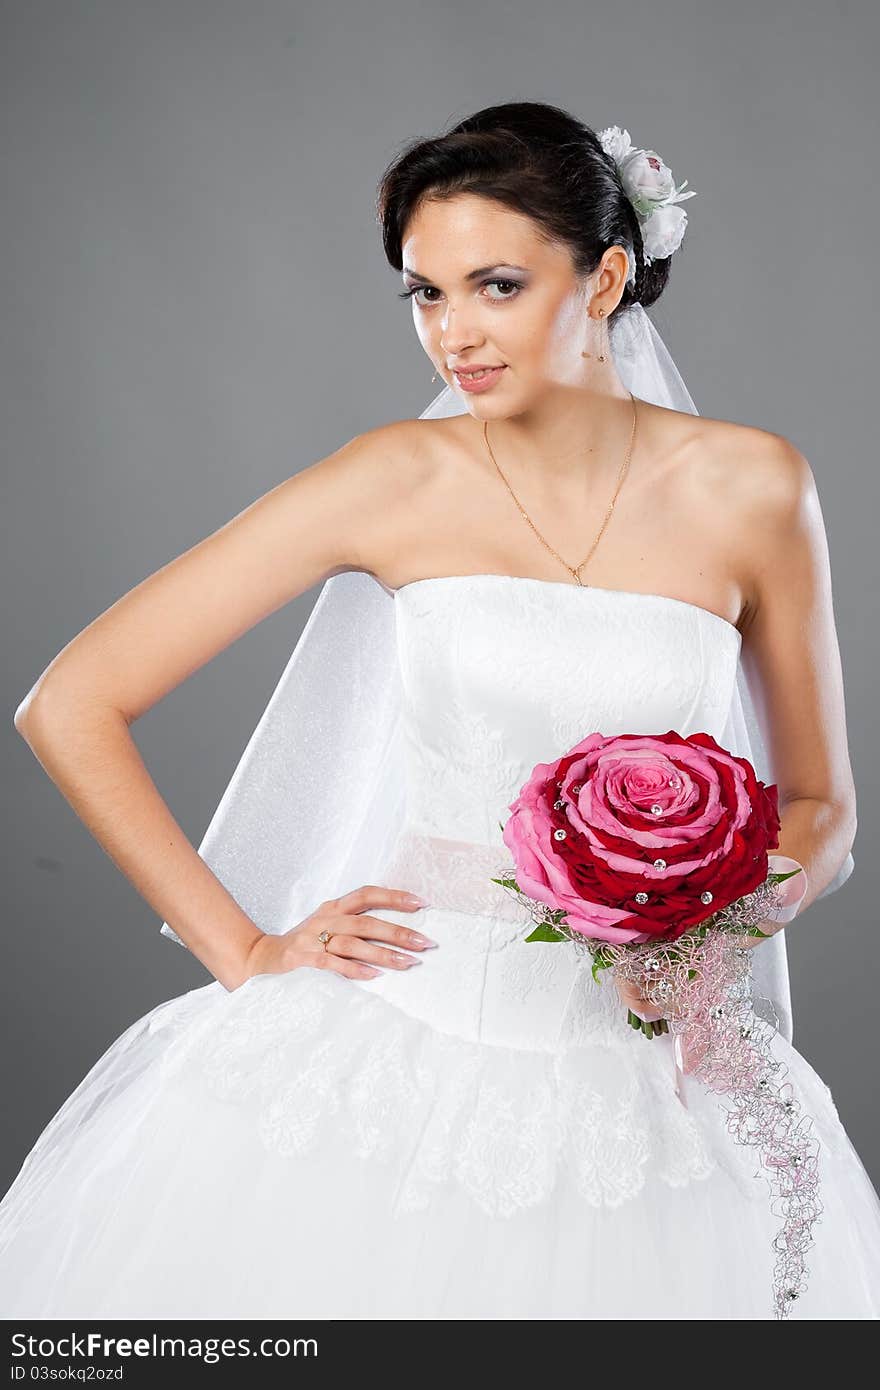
[3,0,878,1194]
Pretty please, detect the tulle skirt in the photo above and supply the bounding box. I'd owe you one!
[1,897,879,1321]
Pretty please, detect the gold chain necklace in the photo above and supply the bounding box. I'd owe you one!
[481,391,638,586]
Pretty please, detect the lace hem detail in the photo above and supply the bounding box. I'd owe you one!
[159,970,738,1219]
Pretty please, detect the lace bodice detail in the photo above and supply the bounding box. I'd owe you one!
[394,574,742,847]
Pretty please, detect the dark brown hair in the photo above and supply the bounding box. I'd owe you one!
[376,101,672,318]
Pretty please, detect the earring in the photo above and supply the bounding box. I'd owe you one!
[597,306,607,363]
[431,370,438,383]
[581,306,608,363]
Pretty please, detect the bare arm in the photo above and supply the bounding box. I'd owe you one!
[14,424,423,990]
[735,433,857,915]
[617,432,858,1025]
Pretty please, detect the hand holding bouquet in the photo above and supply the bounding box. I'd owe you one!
[494,728,817,1320]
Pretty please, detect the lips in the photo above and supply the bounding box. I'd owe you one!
[452,365,507,393]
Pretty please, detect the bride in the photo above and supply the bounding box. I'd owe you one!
[3,101,879,1321]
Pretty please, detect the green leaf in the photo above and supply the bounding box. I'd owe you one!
[590,957,614,984]
[767,867,803,885]
[489,874,520,892]
[525,923,568,943]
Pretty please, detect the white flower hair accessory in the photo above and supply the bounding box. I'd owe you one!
[597,126,697,282]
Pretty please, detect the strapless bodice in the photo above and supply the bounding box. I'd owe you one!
[360,573,748,1051]
[393,573,743,846]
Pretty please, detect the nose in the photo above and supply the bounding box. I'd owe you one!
[439,301,484,358]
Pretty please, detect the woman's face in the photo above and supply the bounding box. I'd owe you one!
[399,192,626,418]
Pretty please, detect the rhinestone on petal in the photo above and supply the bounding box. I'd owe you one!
[650,804,663,815]
[635,891,649,904]
[553,828,567,841]
[653,858,667,870]
[553,799,566,810]
[700,890,714,904]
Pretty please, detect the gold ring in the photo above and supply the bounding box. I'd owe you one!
[317,929,334,952]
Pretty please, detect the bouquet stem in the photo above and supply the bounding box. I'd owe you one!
[628,1010,669,1037]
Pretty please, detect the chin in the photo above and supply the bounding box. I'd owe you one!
[458,388,519,415]
[463,403,515,424]
[471,398,531,423]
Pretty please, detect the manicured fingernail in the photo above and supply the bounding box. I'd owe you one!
[403,893,429,906]
[409,933,437,948]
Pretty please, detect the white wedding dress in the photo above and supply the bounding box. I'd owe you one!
[2,573,879,1320]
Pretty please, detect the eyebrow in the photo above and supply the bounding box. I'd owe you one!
[401,263,530,285]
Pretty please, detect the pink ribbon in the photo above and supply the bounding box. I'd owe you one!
[666,856,808,1102]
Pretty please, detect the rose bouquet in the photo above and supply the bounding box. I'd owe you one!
[493,729,820,1319]
[495,729,805,1035]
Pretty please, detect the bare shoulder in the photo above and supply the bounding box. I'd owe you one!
[629,401,818,625]
[359,404,814,509]
[305,416,454,581]
[639,399,807,499]
[691,414,819,561]
[712,422,826,631]
[703,413,813,506]
[323,417,446,494]
[650,395,813,527]
[328,414,468,499]
[706,411,811,505]
[291,418,437,540]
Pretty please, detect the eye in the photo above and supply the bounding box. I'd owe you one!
[484,279,521,300]
[397,285,442,306]
[397,278,523,306]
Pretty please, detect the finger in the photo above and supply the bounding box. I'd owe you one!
[324,933,422,971]
[332,885,427,916]
[320,954,382,982]
[617,981,654,1008]
[334,912,436,951]
[617,982,665,1021]
[619,980,668,1016]
[733,933,761,951]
